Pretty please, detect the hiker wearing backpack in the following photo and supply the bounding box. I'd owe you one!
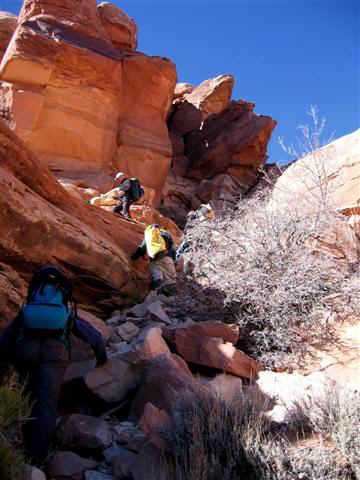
[0,265,108,467]
[131,224,178,296]
[111,172,144,219]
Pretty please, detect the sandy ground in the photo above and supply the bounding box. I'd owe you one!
[304,318,360,390]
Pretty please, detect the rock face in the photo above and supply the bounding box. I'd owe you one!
[0,12,17,63]
[0,121,149,326]
[270,129,360,218]
[162,77,276,225]
[0,0,176,200]
[97,2,137,51]
[180,74,234,121]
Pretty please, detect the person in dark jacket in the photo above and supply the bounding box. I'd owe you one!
[111,172,134,219]
[0,267,107,467]
[131,224,177,296]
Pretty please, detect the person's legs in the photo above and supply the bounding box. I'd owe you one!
[112,203,123,214]
[121,195,131,218]
[149,262,163,290]
[150,257,177,295]
[112,196,131,218]
[22,339,68,466]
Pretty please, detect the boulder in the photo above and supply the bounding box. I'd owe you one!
[130,353,205,419]
[84,354,141,403]
[147,301,172,325]
[185,100,276,182]
[173,82,194,99]
[46,451,97,480]
[97,2,137,51]
[138,402,171,450]
[162,92,276,225]
[175,330,262,380]
[119,326,171,365]
[116,321,140,342]
[163,320,239,344]
[57,414,112,450]
[200,373,243,402]
[112,421,148,452]
[18,0,111,40]
[182,74,234,121]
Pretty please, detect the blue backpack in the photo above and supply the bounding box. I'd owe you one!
[21,265,73,343]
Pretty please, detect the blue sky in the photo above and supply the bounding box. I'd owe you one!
[1,0,358,165]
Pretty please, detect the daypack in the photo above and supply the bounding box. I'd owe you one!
[145,225,167,259]
[129,178,144,201]
[21,265,73,343]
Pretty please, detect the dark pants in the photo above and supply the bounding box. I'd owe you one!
[11,338,69,465]
[112,194,132,218]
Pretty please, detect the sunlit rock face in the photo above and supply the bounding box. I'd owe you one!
[162,76,276,226]
[0,0,176,201]
[0,120,149,326]
[270,129,360,217]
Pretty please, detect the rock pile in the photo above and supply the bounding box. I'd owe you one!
[35,290,337,480]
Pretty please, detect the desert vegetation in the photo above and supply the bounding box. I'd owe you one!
[180,192,360,369]
[162,109,360,479]
[161,387,359,480]
[0,374,31,480]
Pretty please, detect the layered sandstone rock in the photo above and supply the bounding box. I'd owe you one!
[115,54,176,196]
[0,120,149,326]
[0,12,17,62]
[0,0,176,200]
[18,0,111,40]
[97,2,137,51]
[163,85,276,225]
[179,74,234,121]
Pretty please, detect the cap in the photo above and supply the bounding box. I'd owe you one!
[114,171,125,181]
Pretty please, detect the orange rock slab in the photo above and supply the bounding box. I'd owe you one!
[175,329,262,380]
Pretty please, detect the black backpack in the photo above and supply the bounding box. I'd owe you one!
[129,178,144,201]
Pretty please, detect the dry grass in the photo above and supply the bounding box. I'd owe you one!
[160,387,358,480]
[0,374,31,480]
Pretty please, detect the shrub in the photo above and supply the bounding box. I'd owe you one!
[161,389,355,480]
[162,391,272,480]
[299,387,360,479]
[0,374,31,480]
[181,191,360,368]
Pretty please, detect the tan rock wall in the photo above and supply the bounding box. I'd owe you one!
[270,129,360,216]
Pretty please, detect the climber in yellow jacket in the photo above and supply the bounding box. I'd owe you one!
[131,224,177,296]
